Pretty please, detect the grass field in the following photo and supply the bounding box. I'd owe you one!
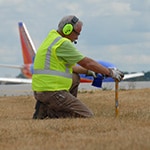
[0,88,150,150]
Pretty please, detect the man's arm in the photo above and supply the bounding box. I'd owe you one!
[72,65,88,74]
[77,57,124,81]
[78,57,110,76]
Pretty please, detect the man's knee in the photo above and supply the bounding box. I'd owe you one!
[33,101,48,119]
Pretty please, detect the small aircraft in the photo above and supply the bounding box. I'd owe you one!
[0,22,144,87]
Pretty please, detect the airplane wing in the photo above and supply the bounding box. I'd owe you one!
[0,77,32,84]
[0,64,22,69]
[0,72,144,85]
[123,72,144,80]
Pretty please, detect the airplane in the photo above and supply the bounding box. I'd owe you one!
[0,22,144,88]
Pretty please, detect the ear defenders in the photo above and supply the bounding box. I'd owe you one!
[62,16,79,35]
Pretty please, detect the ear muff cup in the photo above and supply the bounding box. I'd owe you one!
[62,24,73,35]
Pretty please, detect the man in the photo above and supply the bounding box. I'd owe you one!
[32,15,124,119]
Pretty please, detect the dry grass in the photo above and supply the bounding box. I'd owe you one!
[0,88,150,150]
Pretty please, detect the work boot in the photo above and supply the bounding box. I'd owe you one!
[32,101,48,119]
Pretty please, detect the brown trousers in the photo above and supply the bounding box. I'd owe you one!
[32,73,93,119]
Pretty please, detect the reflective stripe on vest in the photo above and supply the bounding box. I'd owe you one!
[45,36,61,69]
[33,36,72,78]
[33,69,72,78]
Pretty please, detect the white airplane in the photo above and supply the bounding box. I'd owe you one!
[0,22,144,87]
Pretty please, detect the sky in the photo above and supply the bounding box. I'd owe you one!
[0,0,150,77]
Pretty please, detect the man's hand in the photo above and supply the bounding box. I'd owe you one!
[109,68,124,81]
[86,70,97,78]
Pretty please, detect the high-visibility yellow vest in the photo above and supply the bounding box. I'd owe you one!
[32,30,73,91]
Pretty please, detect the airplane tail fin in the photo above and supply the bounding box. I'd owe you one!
[18,22,36,65]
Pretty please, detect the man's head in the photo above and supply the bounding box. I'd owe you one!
[57,15,83,42]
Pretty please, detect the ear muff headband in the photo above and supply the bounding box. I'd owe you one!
[62,16,79,35]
